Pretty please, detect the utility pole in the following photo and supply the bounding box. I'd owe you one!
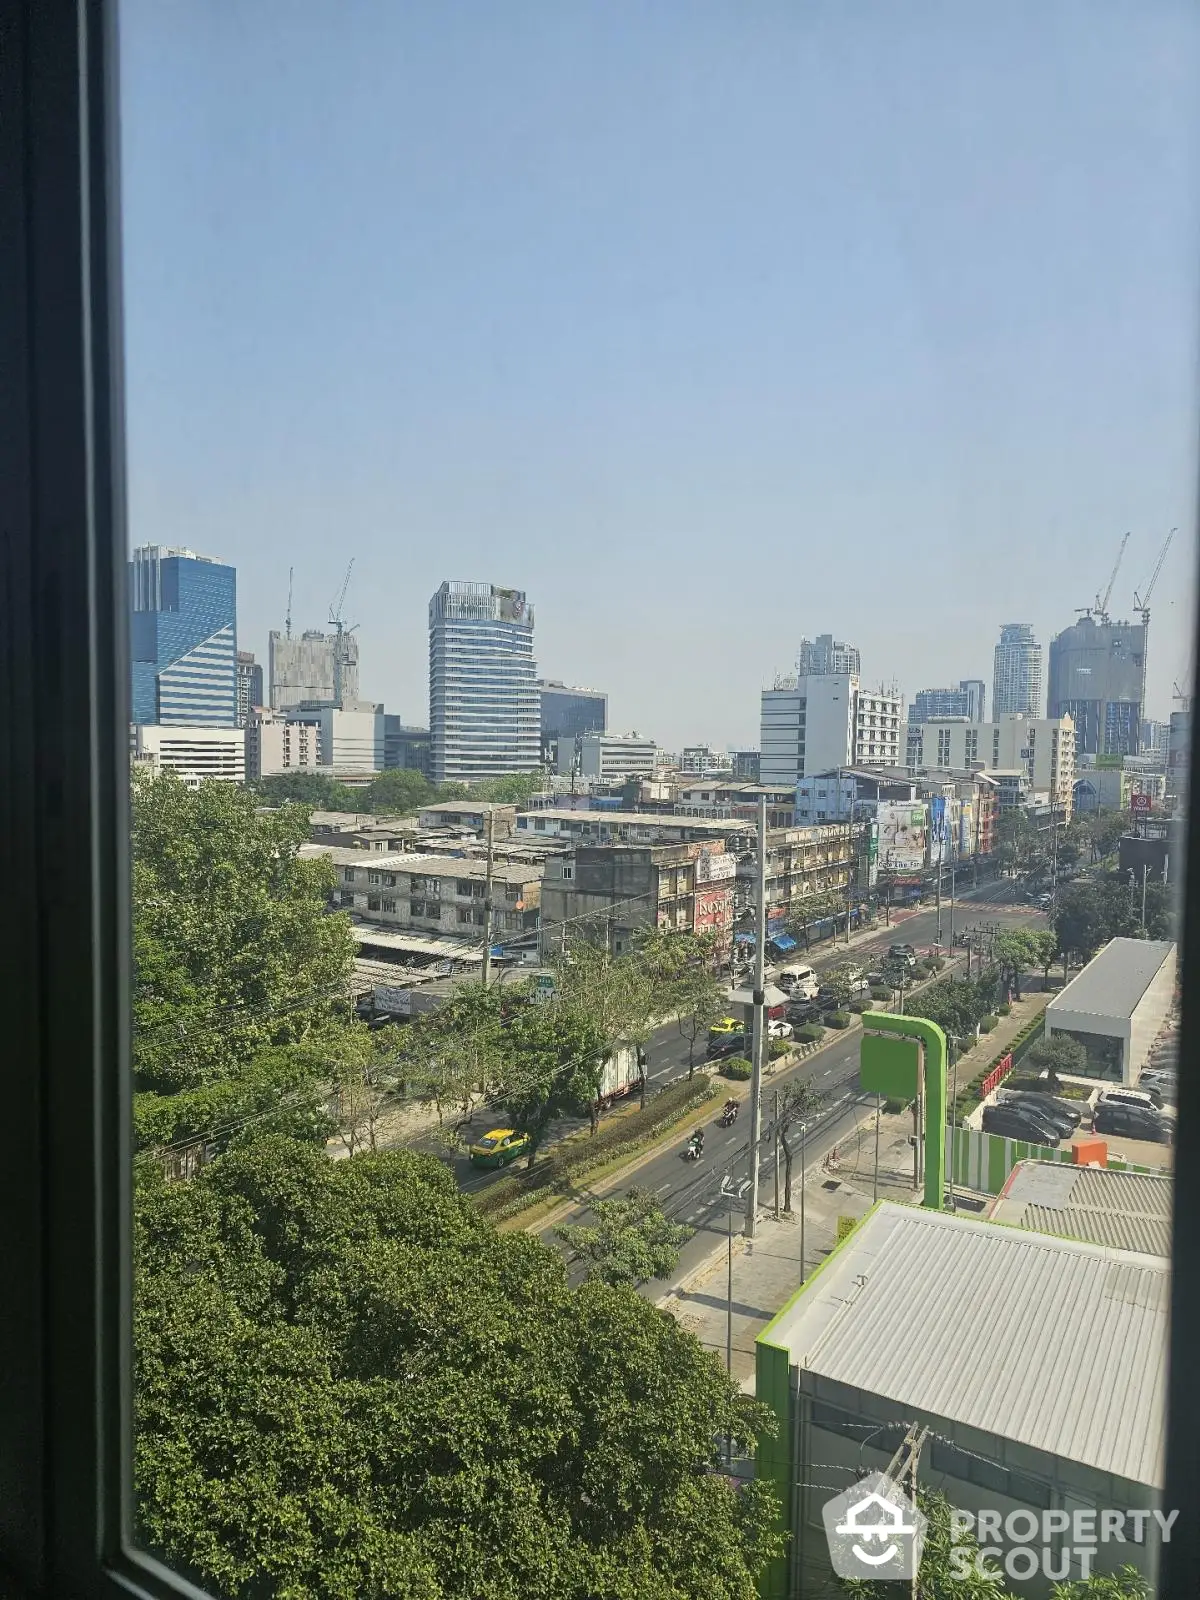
[745,795,768,1239]
[934,827,943,949]
[873,1098,881,1204]
[773,1090,781,1218]
[799,1119,807,1282]
[719,1176,749,1465]
[1141,862,1149,932]
[480,807,496,986]
[948,814,956,946]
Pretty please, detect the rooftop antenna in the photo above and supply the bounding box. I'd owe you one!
[328,559,359,708]
[285,566,294,639]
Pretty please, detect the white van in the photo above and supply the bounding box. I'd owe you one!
[777,964,818,1000]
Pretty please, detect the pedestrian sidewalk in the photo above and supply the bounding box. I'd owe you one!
[656,1162,914,1391]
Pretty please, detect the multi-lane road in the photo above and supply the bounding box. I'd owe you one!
[542,881,1045,1286]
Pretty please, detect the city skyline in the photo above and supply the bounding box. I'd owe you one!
[120,4,1200,747]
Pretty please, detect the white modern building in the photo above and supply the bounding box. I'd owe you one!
[907,712,1076,817]
[1046,937,1177,1084]
[679,744,734,776]
[760,674,903,787]
[993,622,1043,717]
[558,732,657,781]
[428,581,540,783]
[246,706,385,778]
[131,724,246,785]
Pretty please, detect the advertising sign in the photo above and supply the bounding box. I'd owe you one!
[696,847,737,884]
[1096,752,1124,769]
[374,985,415,1016]
[695,885,734,932]
[877,801,928,873]
[929,796,948,864]
[1130,793,1152,813]
[958,799,975,857]
[494,587,532,625]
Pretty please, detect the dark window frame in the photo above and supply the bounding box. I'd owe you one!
[1,4,1200,1598]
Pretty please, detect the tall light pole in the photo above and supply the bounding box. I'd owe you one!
[720,1175,750,1465]
[745,794,768,1238]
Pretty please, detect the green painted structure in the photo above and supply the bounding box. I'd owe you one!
[859,1010,947,1209]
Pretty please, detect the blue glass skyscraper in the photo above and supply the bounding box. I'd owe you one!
[130,545,237,725]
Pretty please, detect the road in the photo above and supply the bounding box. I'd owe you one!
[431,881,1043,1198]
[541,886,1045,1286]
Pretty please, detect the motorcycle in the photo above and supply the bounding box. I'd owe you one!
[683,1135,704,1161]
[719,1102,738,1128]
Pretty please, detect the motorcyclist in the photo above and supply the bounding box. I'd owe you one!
[690,1128,705,1152]
[723,1098,738,1118]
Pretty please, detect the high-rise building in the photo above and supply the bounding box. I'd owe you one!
[992,624,1043,718]
[538,679,607,764]
[268,628,360,710]
[1140,719,1169,766]
[1048,615,1146,757]
[384,716,432,776]
[796,634,861,676]
[908,680,986,724]
[236,650,264,727]
[129,545,237,726]
[429,581,540,783]
[760,674,902,787]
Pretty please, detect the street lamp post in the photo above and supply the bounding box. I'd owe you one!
[720,1176,751,1466]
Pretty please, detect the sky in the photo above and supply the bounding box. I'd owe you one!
[119,1,1200,748]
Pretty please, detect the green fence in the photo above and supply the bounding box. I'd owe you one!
[946,1125,1166,1194]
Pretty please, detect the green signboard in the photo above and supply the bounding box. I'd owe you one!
[1095,753,1124,769]
[860,1032,921,1098]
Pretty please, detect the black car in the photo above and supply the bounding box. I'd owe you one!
[786,999,821,1025]
[998,1092,1081,1136]
[1092,1102,1173,1145]
[980,1104,1060,1147]
[706,1032,748,1060]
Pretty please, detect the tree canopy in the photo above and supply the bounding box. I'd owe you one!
[1053,875,1173,963]
[555,1188,692,1287]
[253,768,544,816]
[133,772,356,1097]
[135,1138,782,1600]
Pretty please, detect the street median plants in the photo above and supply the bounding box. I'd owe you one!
[795,1023,825,1044]
[979,1015,998,1033]
[721,1057,753,1079]
[824,1011,852,1030]
[473,1076,718,1222]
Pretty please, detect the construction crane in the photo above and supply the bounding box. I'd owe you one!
[1132,528,1177,744]
[1173,681,1191,713]
[285,566,294,640]
[1075,531,1130,622]
[328,559,358,709]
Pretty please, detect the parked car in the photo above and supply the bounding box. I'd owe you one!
[1092,1102,1174,1145]
[888,944,917,968]
[981,1104,1060,1147]
[706,1032,748,1060]
[767,1020,793,1040]
[1096,1085,1166,1114]
[1139,1067,1177,1094]
[997,1091,1081,1137]
[468,1128,531,1169]
[707,1016,742,1040]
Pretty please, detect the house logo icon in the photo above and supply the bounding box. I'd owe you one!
[822,1472,927,1581]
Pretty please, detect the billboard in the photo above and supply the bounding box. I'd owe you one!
[494,587,532,625]
[1095,752,1124,769]
[929,796,949,864]
[696,847,737,884]
[1130,793,1152,813]
[958,799,975,856]
[695,885,734,933]
[877,801,928,873]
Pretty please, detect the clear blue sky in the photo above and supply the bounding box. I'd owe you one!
[120,1,1200,747]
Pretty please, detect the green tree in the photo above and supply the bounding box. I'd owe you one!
[500,996,611,1155]
[638,928,725,1077]
[992,929,1036,1002]
[469,771,544,803]
[554,1188,692,1286]
[135,1138,782,1600]
[822,965,859,1010]
[254,770,363,811]
[1026,929,1060,989]
[133,772,355,1095]
[362,767,432,814]
[1026,1032,1088,1086]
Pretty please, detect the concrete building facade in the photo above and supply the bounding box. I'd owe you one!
[908,680,986,724]
[268,628,360,711]
[1046,937,1177,1084]
[907,713,1076,818]
[235,651,264,727]
[558,732,657,782]
[1048,615,1146,757]
[131,723,246,785]
[760,675,903,787]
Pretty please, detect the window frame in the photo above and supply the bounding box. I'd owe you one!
[1,3,1199,1598]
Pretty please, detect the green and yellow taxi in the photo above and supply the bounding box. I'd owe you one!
[707,1016,742,1040]
[468,1127,531,1169]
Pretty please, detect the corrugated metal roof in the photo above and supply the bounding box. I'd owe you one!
[762,1203,1166,1488]
[990,1162,1172,1256]
[1046,937,1175,1022]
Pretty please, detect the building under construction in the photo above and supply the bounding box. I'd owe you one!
[268,628,360,710]
[1047,614,1145,757]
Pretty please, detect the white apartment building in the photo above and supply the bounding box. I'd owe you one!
[760,674,903,787]
[679,744,734,776]
[908,712,1076,816]
[246,706,385,778]
[559,732,657,781]
[993,622,1043,717]
[310,847,542,942]
[131,724,246,785]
